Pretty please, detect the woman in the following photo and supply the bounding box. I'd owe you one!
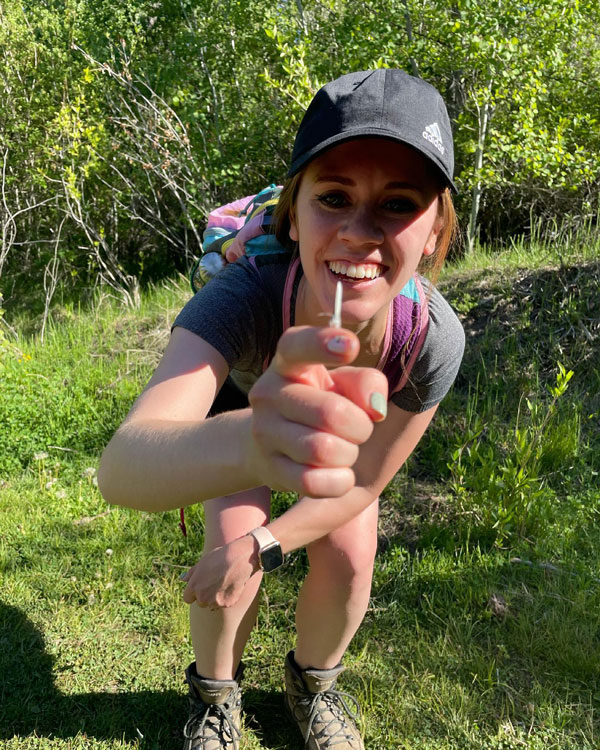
[98,68,465,750]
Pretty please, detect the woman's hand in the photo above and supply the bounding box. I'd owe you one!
[247,325,388,499]
[181,534,259,608]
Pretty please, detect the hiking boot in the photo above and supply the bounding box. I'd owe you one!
[183,662,244,750]
[284,651,364,749]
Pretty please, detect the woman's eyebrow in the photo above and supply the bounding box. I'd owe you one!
[314,174,354,185]
[314,175,422,191]
[385,181,421,190]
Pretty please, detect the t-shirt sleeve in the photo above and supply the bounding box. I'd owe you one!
[172,257,281,373]
[391,285,465,413]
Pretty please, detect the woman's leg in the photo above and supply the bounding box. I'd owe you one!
[294,498,379,670]
[190,486,271,680]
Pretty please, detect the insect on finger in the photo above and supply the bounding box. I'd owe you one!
[329,280,343,328]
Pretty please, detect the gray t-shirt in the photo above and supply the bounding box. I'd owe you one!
[174,254,464,413]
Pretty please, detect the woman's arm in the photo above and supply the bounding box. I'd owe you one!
[98,327,259,510]
[98,325,386,510]
[182,401,438,607]
[268,400,438,552]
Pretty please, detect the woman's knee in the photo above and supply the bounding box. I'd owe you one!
[306,503,379,587]
[203,486,271,550]
[308,537,377,587]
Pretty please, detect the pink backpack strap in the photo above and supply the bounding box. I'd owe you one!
[282,257,301,332]
[259,256,301,373]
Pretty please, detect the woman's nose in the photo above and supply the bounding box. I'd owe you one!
[337,206,384,246]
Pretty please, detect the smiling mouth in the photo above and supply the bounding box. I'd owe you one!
[327,260,383,280]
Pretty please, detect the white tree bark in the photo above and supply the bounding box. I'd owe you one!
[467,86,492,254]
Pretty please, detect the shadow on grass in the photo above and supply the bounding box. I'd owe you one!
[244,688,303,750]
[0,602,297,749]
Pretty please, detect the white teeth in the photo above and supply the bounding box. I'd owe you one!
[328,261,381,279]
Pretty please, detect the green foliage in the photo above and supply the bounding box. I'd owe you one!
[448,364,578,541]
[0,0,599,317]
[0,278,189,477]
[415,253,600,555]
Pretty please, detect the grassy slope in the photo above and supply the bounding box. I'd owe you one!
[1,246,599,749]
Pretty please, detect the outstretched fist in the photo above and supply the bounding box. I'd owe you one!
[247,325,388,498]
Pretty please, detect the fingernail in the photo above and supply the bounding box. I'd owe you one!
[179,571,188,581]
[326,335,350,354]
[370,392,387,420]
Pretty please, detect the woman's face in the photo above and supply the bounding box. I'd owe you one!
[289,138,443,329]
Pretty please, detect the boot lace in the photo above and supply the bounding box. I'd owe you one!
[296,687,361,747]
[183,701,241,748]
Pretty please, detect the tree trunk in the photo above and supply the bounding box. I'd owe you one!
[402,0,420,78]
[467,94,491,254]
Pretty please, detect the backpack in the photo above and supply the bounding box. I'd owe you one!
[190,184,286,292]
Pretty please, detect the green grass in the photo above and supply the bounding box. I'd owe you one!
[1,244,599,748]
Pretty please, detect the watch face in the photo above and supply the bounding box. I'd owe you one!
[261,542,284,572]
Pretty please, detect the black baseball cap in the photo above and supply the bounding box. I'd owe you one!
[288,68,456,192]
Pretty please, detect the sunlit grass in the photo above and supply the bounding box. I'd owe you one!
[1,243,599,748]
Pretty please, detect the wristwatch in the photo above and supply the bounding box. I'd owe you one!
[248,527,284,572]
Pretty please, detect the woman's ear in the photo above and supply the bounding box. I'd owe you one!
[289,211,298,242]
[423,220,441,256]
[423,198,444,256]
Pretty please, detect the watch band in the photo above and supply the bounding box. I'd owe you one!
[248,527,284,572]
[249,526,278,549]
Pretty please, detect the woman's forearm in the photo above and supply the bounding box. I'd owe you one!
[97,409,260,511]
[266,404,438,555]
[268,485,376,554]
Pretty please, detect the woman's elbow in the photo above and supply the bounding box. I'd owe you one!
[97,436,137,509]
[97,449,126,507]
[97,446,164,512]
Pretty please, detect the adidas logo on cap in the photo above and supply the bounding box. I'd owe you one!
[422,122,445,155]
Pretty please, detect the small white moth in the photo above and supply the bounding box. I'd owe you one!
[329,280,343,328]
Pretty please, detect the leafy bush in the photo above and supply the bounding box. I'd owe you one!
[1,0,599,318]
[448,364,579,541]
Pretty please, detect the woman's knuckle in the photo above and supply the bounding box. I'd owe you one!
[276,330,295,359]
[357,416,374,442]
[248,382,267,406]
[299,469,319,497]
[347,442,360,464]
[322,396,347,431]
[251,418,270,445]
[309,432,335,464]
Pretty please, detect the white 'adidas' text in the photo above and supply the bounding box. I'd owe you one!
[422,122,445,155]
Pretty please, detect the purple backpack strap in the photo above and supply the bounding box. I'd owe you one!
[382,275,429,396]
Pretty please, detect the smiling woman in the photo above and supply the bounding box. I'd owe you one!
[289,139,445,343]
[98,68,465,750]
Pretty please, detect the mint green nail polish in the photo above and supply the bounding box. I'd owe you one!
[370,392,387,419]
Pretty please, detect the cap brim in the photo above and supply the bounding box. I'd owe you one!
[287,129,457,193]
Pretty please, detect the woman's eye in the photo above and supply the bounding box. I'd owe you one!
[383,197,418,214]
[316,192,349,208]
